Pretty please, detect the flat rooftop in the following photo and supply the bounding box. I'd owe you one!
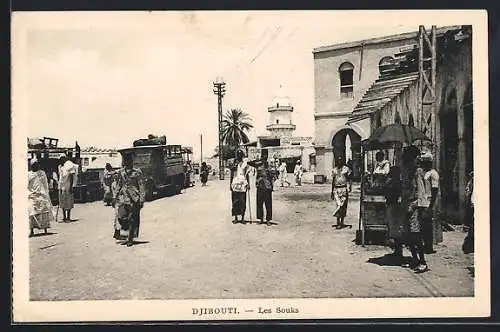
[313,25,462,54]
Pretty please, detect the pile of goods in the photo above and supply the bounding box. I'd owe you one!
[133,134,167,147]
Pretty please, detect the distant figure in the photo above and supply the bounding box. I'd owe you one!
[373,151,390,175]
[28,159,54,236]
[103,163,115,206]
[331,156,351,229]
[248,149,274,225]
[230,150,250,224]
[278,162,290,187]
[200,162,209,186]
[112,154,146,247]
[373,151,390,194]
[57,155,77,222]
[294,160,303,186]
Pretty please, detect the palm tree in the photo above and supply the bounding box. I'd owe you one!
[221,108,253,149]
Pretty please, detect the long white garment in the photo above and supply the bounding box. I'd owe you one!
[58,161,77,191]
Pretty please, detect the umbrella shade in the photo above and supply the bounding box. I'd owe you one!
[369,124,431,144]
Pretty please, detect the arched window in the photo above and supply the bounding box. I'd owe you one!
[408,113,415,127]
[339,62,354,99]
[375,112,382,128]
[276,119,279,124]
[379,56,394,75]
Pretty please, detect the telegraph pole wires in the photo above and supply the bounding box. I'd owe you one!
[213,77,226,180]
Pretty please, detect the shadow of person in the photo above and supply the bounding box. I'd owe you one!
[119,240,150,246]
[30,231,57,237]
[367,253,410,267]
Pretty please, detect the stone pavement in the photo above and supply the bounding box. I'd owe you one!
[29,174,474,300]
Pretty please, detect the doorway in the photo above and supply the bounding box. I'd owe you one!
[440,88,459,210]
[332,128,362,181]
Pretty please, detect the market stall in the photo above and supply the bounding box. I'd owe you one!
[358,124,431,246]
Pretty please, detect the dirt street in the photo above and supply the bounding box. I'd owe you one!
[29,174,474,300]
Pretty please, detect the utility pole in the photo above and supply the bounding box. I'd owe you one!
[213,77,226,180]
[200,134,203,164]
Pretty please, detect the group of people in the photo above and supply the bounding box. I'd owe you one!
[383,146,440,274]
[228,150,306,225]
[28,155,78,236]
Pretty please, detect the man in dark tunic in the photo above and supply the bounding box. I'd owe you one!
[248,149,274,225]
[112,154,146,247]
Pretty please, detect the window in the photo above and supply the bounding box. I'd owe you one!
[83,158,89,166]
[394,111,402,124]
[339,62,354,99]
[379,56,394,75]
[408,114,415,127]
[276,119,279,124]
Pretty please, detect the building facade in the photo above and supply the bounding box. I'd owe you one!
[314,25,472,222]
[80,147,122,172]
[313,27,459,180]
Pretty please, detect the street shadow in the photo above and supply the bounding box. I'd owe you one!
[240,220,278,226]
[367,254,411,267]
[118,240,150,246]
[281,192,331,202]
[331,224,353,230]
[30,232,57,237]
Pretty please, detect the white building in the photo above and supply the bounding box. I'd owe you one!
[248,88,315,173]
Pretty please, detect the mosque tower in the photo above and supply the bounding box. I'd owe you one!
[266,85,296,138]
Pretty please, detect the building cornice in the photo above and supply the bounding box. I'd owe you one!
[313,25,462,54]
[314,111,352,119]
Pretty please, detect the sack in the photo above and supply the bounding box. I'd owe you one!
[231,174,248,192]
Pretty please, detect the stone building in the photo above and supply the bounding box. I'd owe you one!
[313,26,460,181]
[80,147,122,172]
[314,25,473,221]
[247,89,315,172]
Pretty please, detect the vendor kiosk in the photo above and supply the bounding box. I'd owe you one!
[358,140,402,245]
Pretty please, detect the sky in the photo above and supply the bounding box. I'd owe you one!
[24,11,419,160]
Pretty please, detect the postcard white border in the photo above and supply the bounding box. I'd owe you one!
[12,10,490,322]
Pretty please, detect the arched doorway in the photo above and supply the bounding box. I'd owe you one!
[440,88,459,210]
[463,83,473,174]
[332,128,362,181]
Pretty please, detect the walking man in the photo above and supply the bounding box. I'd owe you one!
[278,161,290,187]
[112,154,146,247]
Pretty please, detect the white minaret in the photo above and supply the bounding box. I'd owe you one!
[266,85,296,137]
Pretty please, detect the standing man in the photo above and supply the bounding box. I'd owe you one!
[58,155,77,222]
[401,145,429,273]
[102,163,115,206]
[112,154,146,247]
[419,152,439,254]
[294,160,303,186]
[331,156,352,229]
[248,149,274,225]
